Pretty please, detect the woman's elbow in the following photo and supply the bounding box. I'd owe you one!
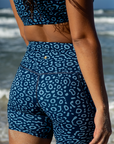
[72,33,101,51]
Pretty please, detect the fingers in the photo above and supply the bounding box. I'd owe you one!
[98,133,109,144]
[89,128,112,144]
[89,128,103,144]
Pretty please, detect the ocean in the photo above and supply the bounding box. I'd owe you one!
[0,8,114,144]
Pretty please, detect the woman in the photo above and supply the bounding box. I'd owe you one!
[7,0,112,144]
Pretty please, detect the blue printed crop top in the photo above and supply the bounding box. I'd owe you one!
[14,0,94,26]
[13,0,69,26]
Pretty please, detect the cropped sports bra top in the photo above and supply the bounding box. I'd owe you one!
[13,0,69,26]
[14,0,94,26]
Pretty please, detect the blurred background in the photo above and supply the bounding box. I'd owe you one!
[0,0,114,143]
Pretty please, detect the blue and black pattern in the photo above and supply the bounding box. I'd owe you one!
[7,41,96,143]
[13,0,69,25]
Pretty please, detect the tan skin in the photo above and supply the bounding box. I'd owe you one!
[9,0,112,144]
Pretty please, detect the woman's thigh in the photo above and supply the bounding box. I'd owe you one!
[9,129,52,144]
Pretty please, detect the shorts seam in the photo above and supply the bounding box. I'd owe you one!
[36,75,42,108]
[35,75,53,118]
[20,64,39,75]
[20,64,75,75]
[40,71,74,75]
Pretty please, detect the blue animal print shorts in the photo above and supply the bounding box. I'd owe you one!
[7,41,96,144]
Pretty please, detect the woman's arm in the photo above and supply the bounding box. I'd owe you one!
[66,0,108,111]
[10,0,29,46]
[66,0,112,143]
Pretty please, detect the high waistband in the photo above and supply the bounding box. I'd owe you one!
[27,41,74,52]
[20,40,79,74]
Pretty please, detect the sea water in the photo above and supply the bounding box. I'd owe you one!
[0,8,114,144]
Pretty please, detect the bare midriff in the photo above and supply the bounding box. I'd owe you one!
[24,22,73,43]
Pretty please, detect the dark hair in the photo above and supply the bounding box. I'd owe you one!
[23,0,85,40]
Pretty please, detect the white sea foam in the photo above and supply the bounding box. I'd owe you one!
[0,8,13,15]
[0,27,20,38]
[0,89,9,99]
[0,17,16,25]
[94,17,114,24]
[109,101,114,110]
[94,9,104,15]
[98,31,114,36]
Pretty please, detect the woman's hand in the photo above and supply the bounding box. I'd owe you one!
[89,108,112,144]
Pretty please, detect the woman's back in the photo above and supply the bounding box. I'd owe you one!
[24,22,72,43]
[13,0,72,43]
